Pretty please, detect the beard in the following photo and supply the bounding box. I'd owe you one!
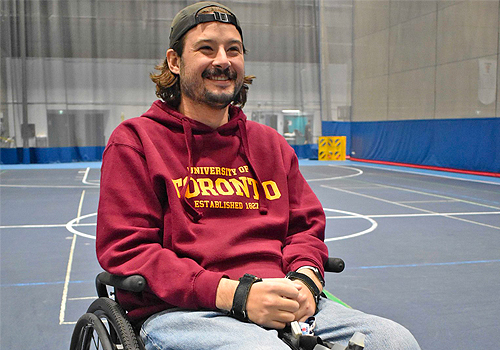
[180,64,244,109]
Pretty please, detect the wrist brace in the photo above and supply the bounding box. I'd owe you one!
[286,271,321,306]
[229,274,262,322]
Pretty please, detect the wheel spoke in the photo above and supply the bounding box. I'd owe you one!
[91,333,99,349]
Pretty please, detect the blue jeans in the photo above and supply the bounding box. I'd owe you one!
[140,298,421,350]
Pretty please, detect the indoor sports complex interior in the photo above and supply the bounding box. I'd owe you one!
[2,0,499,174]
[1,0,499,349]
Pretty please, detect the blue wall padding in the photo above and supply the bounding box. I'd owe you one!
[322,118,499,173]
[2,118,498,173]
[1,146,105,164]
[321,121,352,153]
[290,144,318,159]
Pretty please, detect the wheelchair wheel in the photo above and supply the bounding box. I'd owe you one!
[70,297,142,350]
[87,297,143,350]
[70,312,114,350]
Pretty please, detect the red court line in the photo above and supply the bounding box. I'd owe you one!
[350,157,500,178]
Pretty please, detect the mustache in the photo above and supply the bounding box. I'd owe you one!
[202,67,237,80]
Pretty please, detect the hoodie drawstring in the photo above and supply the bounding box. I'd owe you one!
[237,119,269,215]
[180,118,203,222]
[179,116,268,222]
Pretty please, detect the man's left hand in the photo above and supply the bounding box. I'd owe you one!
[293,268,323,322]
[292,280,317,322]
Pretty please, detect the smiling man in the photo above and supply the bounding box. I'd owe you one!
[169,20,245,119]
[96,2,421,349]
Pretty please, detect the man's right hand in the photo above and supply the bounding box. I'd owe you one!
[245,278,302,329]
[216,277,303,329]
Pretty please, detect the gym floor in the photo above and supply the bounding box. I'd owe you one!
[1,160,499,349]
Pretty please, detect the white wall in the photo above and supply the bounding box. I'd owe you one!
[5,58,351,147]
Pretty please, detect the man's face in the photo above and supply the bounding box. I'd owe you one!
[176,21,245,109]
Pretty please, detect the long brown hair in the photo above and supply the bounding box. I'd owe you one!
[150,6,254,108]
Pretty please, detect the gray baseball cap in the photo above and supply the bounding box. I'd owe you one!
[169,2,243,49]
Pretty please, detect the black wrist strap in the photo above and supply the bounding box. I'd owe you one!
[230,274,262,322]
[286,271,321,306]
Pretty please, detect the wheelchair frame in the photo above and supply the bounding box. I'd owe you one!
[69,258,346,350]
[69,273,147,350]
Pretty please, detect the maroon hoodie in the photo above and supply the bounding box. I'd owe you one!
[96,100,328,323]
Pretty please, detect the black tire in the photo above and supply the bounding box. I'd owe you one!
[87,297,142,350]
[70,312,114,350]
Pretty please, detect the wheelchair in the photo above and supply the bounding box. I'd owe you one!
[69,258,363,350]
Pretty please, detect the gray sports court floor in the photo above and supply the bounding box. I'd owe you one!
[1,160,499,349]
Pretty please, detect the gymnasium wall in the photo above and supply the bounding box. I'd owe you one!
[338,0,500,174]
[2,0,499,173]
[352,1,500,122]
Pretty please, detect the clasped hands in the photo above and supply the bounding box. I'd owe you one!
[217,277,318,330]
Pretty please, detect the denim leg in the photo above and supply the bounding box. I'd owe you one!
[314,298,421,350]
[140,301,421,350]
[140,308,291,350]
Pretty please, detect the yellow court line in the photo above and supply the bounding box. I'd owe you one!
[59,190,85,325]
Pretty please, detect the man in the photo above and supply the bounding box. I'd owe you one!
[96,2,421,349]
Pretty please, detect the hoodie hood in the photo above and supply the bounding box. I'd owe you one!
[142,100,268,222]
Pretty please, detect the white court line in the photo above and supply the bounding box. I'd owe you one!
[81,167,100,186]
[0,223,95,229]
[0,184,97,189]
[353,162,500,186]
[1,168,99,189]
[398,199,457,204]
[375,182,500,211]
[68,296,97,301]
[307,166,363,182]
[326,211,500,219]
[5,211,496,230]
[322,185,500,231]
[324,208,378,241]
[59,190,85,325]
[65,213,97,240]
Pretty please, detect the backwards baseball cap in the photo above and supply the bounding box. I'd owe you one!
[169,2,243,49]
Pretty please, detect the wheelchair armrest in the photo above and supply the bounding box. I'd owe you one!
[96,272,147,298]
[94,258,341,298]
[324,257,345,273]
